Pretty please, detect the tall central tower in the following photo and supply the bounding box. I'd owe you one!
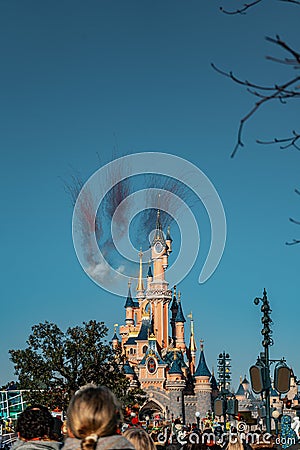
[147,211,173,349]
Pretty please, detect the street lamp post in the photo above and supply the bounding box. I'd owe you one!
[217,352,232,433]
[250,289,292,436]
[195,411,200,430]
[253,288,273,434]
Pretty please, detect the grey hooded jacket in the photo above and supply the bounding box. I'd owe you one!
[63,436,135,450]
[12,440,62,450]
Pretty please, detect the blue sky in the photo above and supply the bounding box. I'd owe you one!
[1,0,299,390]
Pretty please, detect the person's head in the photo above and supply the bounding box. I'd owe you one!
[123,427,156,450]
[16,407,53,440]
[67,386,122,450]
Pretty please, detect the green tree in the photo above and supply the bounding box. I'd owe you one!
[9,320,146,411]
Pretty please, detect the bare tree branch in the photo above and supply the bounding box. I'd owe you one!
[257,131,300,150]
[266,35,300,64]
[285,238,300,245]
[212,36,300,157]
[290,217,300,225]
[220,0,263,15]
[220,0,300,15]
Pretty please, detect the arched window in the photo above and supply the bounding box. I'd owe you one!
[142,345,148,354]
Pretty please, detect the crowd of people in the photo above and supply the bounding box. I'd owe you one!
[5,386,299,450]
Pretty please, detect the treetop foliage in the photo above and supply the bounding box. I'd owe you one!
[9,320,146,411]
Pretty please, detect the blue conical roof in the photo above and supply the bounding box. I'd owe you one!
[236,383,245,396]
[112,332,119,341]
[136,318,151,341]
[124,360,135,375]
[147,265,153,278]
[195,350,211,377]
[124,286,134,308]
[175,301,185,322]
[170,296,178,312]
[210,374,218,390]
[169,358,183,375]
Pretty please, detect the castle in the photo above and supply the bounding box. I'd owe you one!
[111,211,218,424]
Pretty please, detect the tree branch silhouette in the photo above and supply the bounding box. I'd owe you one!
[220,0,300,15]
[212,35,300,157]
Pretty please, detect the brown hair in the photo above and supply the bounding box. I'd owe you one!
[123,427,156,450]
[67,386,122,450]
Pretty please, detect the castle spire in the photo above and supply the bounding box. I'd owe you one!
[147,260,153,278]
[188,312,197,353]
[152,210,166,245]
[175,292,186,323]
[112,323,119,341]
[124,280,134,308]
[194,340,211,378]
[136,248,144,292]
[175,291,186,352]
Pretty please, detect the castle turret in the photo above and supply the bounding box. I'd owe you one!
[166,350,186,420]
[124,281,134,326]
[166,226,173,255]
[194,341,212,417]
[148,210,171,349]
[136,249,145,298]
[170,286,178,345]
[151,210,168,283]
[210,369,219,400]
[147,261,153,289]
[111,323,120,350]
[175,292,186,352]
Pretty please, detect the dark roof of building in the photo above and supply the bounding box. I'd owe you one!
[242,377,249,385]
[124,336,137,346]
[140,336,165,365]
[210,374,218,390]
[175,301,186,322]
[136,319,151,341]
[165,349,188,369]
[111,332,119,341]
[124,360,135,375]
[169,358,183,375]
[124,286,134,308]
[170,296,178,312]
[133,301,139,308]
[194,350,211,377]
[235,382,256,400]
[147,265,153,278]
[236,384,245,396]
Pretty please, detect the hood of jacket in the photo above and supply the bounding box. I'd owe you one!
[12,440,62,450]
[63,435,135,450]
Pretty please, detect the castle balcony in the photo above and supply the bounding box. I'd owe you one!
[146,288,172,301]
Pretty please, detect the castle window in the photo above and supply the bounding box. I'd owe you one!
[177,397,180,402]
[129,348,133,355]
[142,345,147,354]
